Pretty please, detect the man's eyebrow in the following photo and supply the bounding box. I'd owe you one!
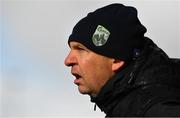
[70,44,86,49]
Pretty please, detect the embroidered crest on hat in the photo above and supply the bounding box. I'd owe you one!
[92,25,110,46]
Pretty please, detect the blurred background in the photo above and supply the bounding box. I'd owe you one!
[0,0,180,117]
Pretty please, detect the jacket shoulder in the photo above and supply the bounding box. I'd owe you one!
[144,99,180,117]
[134,85,180,117]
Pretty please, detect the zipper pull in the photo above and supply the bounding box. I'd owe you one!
[94,104,96,111]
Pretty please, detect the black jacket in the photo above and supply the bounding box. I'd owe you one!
[91,38,180,117]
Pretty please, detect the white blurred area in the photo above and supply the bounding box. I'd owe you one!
[0,0,180,117]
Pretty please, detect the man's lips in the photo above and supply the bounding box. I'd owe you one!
[72,73,81,85]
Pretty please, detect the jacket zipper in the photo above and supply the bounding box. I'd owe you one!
[94,103,96,111]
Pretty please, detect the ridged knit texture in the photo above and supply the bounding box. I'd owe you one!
[68,3,147,62]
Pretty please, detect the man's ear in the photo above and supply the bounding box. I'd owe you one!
[112,59,125,72]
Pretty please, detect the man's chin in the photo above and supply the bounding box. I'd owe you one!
[78,87,97,97]
[78,86,90,95]
[78,89,88,95]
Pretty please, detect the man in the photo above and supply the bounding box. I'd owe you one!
[64,3,180,117]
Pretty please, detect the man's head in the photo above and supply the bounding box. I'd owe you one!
[64,3,146,96]
[65,41,124,96]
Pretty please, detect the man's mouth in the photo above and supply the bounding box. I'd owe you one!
[72,73,81,79]
[72,73,82,85]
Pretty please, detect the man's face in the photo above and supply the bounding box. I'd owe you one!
[64,41,115,96]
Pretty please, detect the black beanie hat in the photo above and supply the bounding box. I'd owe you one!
[68,3,147,62]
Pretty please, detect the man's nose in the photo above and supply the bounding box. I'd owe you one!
[64,51,77,67]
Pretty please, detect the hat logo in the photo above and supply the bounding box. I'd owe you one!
[92,25,110,46]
